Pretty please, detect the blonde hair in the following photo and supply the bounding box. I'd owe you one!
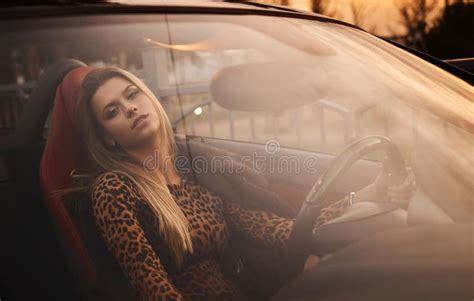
[74,66,193,266]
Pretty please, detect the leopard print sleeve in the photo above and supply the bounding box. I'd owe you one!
[314,195,352,228]
[224,200,295,249]
[223,193,352,250]
[91,172,184,301]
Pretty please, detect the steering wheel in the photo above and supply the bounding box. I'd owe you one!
[287,136,407,262]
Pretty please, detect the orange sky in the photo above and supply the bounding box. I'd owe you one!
[289,0,446,36]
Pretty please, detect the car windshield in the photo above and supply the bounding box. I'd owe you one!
[1,13,472,217]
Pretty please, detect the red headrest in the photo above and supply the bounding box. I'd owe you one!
[39,66,97,282]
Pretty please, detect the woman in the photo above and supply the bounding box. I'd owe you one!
[71,66,415,301]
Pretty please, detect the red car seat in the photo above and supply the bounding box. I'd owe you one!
[39,66,97,283]
[39,65,138,300]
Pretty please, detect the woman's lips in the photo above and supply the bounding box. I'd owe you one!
[132,114,149,129]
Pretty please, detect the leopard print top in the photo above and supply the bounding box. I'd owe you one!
[91,171,351,301]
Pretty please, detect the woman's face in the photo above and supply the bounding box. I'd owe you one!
[91,76,161,150]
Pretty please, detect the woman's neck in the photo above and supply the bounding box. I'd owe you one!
[126,139,180,185]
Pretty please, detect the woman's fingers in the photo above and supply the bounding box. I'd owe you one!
[388,170,416,192]
[387,182,415,195]
[387,168,416,204]
[390,197,411,207]
[386,168,416,202]
[303,255,320,272]
[387,191,413,201]
[387,184,414,197]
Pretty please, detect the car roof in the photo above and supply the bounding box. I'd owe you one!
[1,0,303,11]
[0,0,302,11]
[0,0,343,26]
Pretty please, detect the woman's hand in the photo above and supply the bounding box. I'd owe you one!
[303,254,320,272]
[353,167,416,207]
[385,168,416,207]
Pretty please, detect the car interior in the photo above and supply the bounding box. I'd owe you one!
[2,57,471,301]
[0,58,367,297]
[4,59,377,299]
[6,2,474,301]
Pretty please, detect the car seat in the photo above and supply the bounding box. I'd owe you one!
[11,59,93,300]
[38,61,139,300]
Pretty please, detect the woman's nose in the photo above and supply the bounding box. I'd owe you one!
[126,104,138,117]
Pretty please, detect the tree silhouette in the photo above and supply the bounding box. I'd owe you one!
[311,0,332,15]
[311,0,376,32]
[270,0,290,6]
[348,0,376,31]
[425,0,474,59]
[397,0,439,51]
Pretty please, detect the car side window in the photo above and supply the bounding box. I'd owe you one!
[164,49,389,159]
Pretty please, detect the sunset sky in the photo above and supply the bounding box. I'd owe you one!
[289,0,446,36]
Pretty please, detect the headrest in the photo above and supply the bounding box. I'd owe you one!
[39,66,97,282]
[210,62,328,112]
[41,66,94,192]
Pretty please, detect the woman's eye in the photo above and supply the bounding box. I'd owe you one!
[128,90,139,99]
[106,107,119,119]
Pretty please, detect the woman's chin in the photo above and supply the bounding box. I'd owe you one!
[131,128,159,146]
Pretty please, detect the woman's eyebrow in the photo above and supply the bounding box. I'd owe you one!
[123,84,136,95]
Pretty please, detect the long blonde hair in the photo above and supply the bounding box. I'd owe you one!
[74,66,193,266]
